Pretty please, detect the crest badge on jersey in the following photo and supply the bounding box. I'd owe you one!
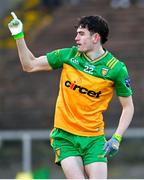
[102,68,109,76]
[125,77,131,87]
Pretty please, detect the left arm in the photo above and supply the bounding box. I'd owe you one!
[104,62,134,157]
[115,95,134,136]
[104,95,134,157]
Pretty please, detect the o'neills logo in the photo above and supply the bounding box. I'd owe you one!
[65,80,101,98]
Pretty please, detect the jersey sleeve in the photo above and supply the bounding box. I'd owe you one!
[46,46,77,69]
[115,64,132,97]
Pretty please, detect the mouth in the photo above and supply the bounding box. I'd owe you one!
[76,41,81,46]
[76,43,81,48]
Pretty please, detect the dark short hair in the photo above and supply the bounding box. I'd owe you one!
[76,15,109,44]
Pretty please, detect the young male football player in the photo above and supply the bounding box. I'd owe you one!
[8,13,134,179]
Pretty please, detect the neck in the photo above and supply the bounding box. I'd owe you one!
[86,46,105,61]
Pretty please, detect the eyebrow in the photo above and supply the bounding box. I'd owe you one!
[77,29,84,33]
[77,28,85,33]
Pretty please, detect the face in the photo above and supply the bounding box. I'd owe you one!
[75,26,95,52]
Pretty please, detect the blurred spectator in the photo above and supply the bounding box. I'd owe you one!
[110,0,144,8]
[69,0,81,5]
[41,0,61,10]
[110,0,131,8]
[136,0,144,7]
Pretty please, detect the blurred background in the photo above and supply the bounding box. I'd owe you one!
[0,0,144,178]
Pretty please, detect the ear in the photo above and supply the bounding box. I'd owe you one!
[93,33,100,43]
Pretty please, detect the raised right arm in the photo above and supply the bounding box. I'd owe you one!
[16,38,52,72]
[8,12,52,73]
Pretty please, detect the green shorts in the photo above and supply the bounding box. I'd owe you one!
[50,128,107,165]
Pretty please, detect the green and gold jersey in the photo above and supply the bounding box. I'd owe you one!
[46,46,132,136]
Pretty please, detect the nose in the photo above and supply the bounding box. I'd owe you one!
[75,34,79,41]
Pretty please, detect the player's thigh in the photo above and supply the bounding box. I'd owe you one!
[61,156,85,179]
[85,162,107,179]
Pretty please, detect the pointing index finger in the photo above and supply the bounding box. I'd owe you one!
[11,12,18,19]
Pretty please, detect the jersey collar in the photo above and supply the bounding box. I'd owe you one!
[83,50,108,63]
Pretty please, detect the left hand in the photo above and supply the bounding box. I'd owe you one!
[103,134,122,158]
